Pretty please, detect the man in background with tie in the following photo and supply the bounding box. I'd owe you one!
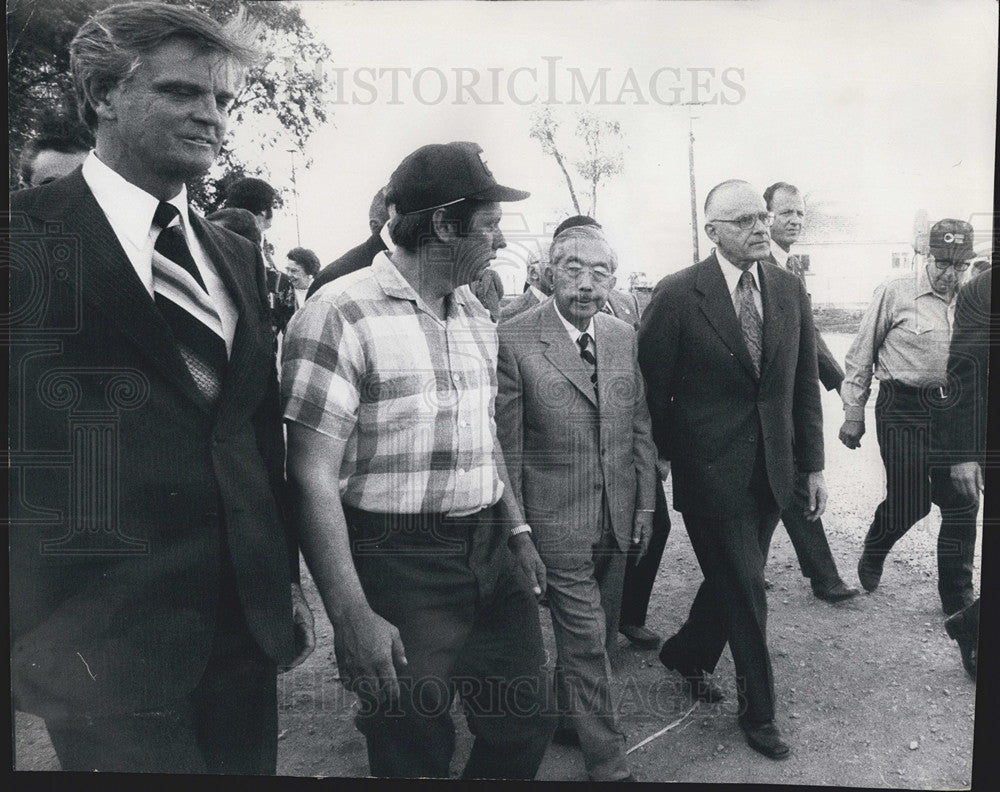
[639,180,827,760]
[762,182,859,603]
[9,2,312,772]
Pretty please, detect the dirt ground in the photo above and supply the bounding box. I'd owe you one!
[12,334,984,785]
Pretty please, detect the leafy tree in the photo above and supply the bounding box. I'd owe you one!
[7,0,330,210]
[528,107,625,220]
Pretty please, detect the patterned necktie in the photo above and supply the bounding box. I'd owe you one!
[151,202,227,405]
[736,269,763,377]
[577,332,598,387]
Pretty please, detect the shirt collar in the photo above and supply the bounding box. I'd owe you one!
[82,151,189,245]
[553,299,595,342]
[529,285,548,303]
[372,251,417,301]
[715,248,761,295]
[769,241,790,268]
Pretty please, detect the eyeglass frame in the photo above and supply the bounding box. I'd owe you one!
[928,254,972,272]
[707,212,775,231]
[554,262,614,284]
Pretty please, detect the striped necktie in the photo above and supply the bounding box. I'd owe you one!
[577,332,598,387]
[151,202,227,405]
[736,269,763,378]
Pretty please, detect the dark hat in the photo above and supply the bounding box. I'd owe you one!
[388,142,530,214]
[553,215,602,238]
[928,219,975,262]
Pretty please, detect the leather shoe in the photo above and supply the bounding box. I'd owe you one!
[944,611,978,681]
[812,580,861,603]
[551,725,580,747]
[741,721,790,760]
[676,668,725,703]
[620,624,662,649]
[857,553,884,593]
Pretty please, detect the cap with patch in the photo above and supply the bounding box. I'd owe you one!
[928,219,975,262]
[388,142,530,214]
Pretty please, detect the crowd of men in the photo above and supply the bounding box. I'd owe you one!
[9,1,989,779]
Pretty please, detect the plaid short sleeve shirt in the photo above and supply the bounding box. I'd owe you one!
[281,253,504,516]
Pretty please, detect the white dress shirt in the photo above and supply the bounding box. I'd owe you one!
[553,300,597,352]
[769,241,790,269]
[81,152,238,353]
[529,285,548,303]
[715,248,763,320]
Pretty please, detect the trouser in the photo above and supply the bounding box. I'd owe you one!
[344,504,554,779]
[620,482,672,628]
[661,453,780,725]
[548,524,630,781]
[864,381,978,613]
[779,474,842,589]
[45,555,277,774]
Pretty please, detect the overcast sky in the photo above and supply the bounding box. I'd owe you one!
[252,0,997,287]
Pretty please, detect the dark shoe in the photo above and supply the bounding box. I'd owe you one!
[812,579,861,603]
[671,667,725,703]
[857,553,884,593]
[741,721,790,760]
[620,624,662,650]
[941,594,976,618]
[944,611,978,681]
[551,725,580,747]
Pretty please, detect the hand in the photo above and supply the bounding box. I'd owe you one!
[332,604,407,703]
[951,461,983,505]
[509,530,547,599]
[655,457,671,481]
[803,471,828,521]
[632,511,653,560]
[838,420,865,449]
[281,582,316,671]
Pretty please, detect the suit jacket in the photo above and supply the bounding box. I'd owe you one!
[499,287,541,321]
[604,288,642,330]
[496,301,657,560]
[306,232,387,299]
[638,253,824,517]
[934,268,991,464]
[9,169,296,719]
[765,252,844,392]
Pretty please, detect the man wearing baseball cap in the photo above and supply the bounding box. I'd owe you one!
[281,142,553,778]
[840,219,978,615]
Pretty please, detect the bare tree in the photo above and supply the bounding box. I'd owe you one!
[573,114,623,218]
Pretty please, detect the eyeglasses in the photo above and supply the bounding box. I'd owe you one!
[558,264,613,284]
[929,256,971,272]
[709,212,774,231]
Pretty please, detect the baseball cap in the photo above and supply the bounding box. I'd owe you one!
[388,142,530,214]
[928,219,975,262]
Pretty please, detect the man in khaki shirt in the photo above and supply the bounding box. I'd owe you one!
[840,219,978,615]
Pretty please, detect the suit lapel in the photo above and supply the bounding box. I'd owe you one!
[38,171,209,409]
[592,312,625,415]
[758,262,789,379]
[539,303,598,407]
[694,255,758,380]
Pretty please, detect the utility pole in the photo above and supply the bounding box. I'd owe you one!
[687,110,699,264]
[288,149,301,247]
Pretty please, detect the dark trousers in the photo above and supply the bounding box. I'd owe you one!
[345,505,554,779]
[864,382,978,613]
[620,482,672,629]
[44,560,277,774]
[779,479,842,589]
[662,455,780,725]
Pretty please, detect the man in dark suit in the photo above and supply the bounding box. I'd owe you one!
[639,180,827,759]
[496,225,656,780]
[935,267,990,681]
[9,3,312,773]
[761,182,858,603]
[306,186,390,298]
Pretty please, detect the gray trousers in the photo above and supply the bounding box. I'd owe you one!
[548,523,629,781]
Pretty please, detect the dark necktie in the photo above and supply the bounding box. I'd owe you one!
[577,332,598,387]
[736,269,763,377]
[151,202,227,405]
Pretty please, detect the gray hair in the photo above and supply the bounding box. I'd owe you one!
[548,225,618,272]
[70,1,261,131]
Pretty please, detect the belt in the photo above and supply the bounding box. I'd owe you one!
[880,380,947,400]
